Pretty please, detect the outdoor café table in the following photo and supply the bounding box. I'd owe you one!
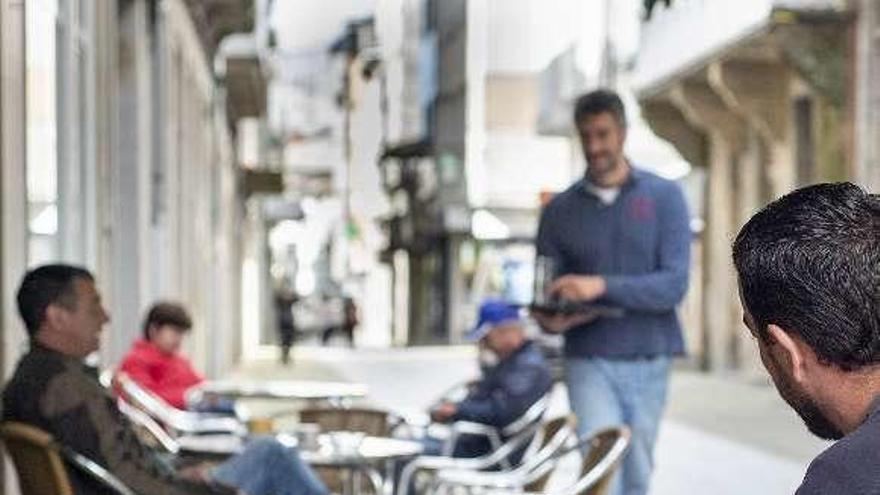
[194,379,369,402]
[289,433,423,495]
[175,432,422,495]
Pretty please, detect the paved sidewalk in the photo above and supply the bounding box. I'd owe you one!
[228,345,828,494]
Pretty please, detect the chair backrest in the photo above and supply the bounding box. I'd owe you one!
[438,379,478,404]
[117,398,182,454]
[0,422,136,495]
[516,414,576,491]
[299,406,390,436]
[1,422,73,495]
[501,392,551,437]
[116,372,245,436]
[557,427,631,495]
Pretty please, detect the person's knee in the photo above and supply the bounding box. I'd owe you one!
[243,436,289,462]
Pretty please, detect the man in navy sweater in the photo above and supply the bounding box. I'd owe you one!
[534,89,691,495]
[734,183,880,495]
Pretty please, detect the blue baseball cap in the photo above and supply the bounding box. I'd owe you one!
[466,299,522,341]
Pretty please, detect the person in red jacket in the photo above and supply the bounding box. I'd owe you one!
[119,301,233,413]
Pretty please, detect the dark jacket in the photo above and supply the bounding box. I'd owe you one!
[2,343,234,495]
[454,340,553,428]
[796,396,880,495]
[536,167,691,359]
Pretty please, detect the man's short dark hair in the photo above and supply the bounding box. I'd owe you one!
[142,302,192,339]
[573,89,627,128]
[17,264,94,337]
[733,182,880,371]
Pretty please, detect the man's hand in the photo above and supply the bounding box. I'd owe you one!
[430,402,458,423]
[179,464,210,483]
[532,310,598,334]
[549,275,606,302]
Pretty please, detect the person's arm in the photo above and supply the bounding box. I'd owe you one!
[119,355,167,400]
[601,182,691,312]
[453,363,550,427]
[534,204,601,332]
[44,369,233,495]
[535,202,564,264]
[120,353,201,409]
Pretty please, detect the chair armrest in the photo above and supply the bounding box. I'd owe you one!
[59,445,138,495]
[398,453,509,495]
[443,421,501,456]
[173,414,247,436]
[434,467,529,490]
[450,421,496,437]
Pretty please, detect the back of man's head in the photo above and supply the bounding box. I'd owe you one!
[733,182,880,371]
[142,302,192,340]
[17,264,94,338]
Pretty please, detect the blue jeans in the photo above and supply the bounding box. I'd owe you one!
[211,437,328,495]
[565,356,671,495]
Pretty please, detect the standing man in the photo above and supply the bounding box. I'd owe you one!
[733,183,880,494]
[533,89,691,495]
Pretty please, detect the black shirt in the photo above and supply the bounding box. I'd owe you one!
[797,397,880,494]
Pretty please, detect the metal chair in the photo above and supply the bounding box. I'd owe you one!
[299,405,392,437]
[400,414,574,495]
[397,419,540,495]
[298,406,392,494]
[441,393,551,461]
[0,421,137,495]
[429,414,577,494]
[469,426,631,495]
[559,427,630,495]
[115,372,247,436]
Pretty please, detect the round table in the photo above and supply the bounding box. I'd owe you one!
[195,379,369,402]
[282,433,423,495]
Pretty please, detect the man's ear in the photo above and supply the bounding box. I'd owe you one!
[767,324,808,382]
[43,303,66,332]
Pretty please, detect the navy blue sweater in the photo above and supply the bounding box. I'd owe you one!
[536,167,691,359]
[454,340,552,428]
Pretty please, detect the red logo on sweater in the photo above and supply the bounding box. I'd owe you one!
[628,197,655,221]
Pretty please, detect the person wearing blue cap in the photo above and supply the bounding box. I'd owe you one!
[425,299,553,458]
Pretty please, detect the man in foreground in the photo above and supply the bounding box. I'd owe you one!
[3,264,327,495]
[732,182,880,494]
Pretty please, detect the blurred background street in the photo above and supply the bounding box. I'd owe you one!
[2,0,877,493]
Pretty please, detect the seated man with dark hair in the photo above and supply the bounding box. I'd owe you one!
[119,301,233,414]
[733,183,880,494]
[2,264,328,495]
[425,299,553,458]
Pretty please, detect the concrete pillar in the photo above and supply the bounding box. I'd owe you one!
[854,0,880,191]
[1,1,28,491]
[94,0,120,367]
[110,0,154,362]
[702,131,738,371]
[733,129,765,377]
[670,80,745,371]
[1,0,28,373]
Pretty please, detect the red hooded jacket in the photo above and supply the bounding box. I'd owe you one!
[118,339,204,409]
